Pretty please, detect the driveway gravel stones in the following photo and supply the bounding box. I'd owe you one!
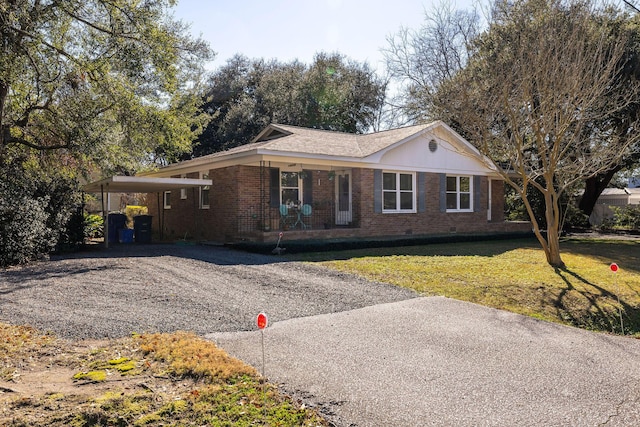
[0,244,417,339]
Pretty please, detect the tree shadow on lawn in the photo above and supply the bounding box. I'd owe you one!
[552,266,639,335]
[560,238,640,274]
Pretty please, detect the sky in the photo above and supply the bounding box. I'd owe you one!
[172,0,476,74]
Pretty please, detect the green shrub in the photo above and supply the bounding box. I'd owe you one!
[0,158,83,266]
[609,205,640,230]
[84,214,104,239]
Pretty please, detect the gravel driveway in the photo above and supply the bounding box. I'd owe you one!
[0,243,417,339]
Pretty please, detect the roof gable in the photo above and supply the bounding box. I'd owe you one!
[146,121,495,176]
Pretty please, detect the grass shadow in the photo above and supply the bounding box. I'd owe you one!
[553,266,639,335]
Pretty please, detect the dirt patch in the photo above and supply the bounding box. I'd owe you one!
[0,324,326,426]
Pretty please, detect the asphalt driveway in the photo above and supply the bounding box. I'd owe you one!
[2,244,640,426]
[209,297,640,427]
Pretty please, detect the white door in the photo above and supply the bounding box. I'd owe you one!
[335,171,352,225]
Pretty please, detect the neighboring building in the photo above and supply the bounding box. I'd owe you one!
[590,187,640,225]
[142,122,531,243]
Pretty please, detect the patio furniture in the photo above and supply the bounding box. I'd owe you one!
[279,204,290,229]
[294,203,312,229]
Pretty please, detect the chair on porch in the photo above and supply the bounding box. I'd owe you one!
[279,204,290,229]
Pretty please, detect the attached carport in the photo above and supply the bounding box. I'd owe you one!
[83,176,212,248]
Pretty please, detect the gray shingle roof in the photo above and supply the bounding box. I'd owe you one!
[256,123,434,157]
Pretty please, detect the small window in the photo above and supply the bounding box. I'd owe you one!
[281,171,301,206]
[180,174,187,199]
[163,191,171,209]
[382,171,415,213]
[200,173,210,209]
[446,176,472,212]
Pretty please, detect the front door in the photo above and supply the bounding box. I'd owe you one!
[335,171,352,225]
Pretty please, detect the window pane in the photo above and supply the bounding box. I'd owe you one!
[399,174,413,191]
[383,192,396,210]
[383,173,396,190]
[400,192,413,210]
[201,189,209,207]
[460,194,471,210]
[282,189,299,205]
[164,192,171,206]
[281,172,298,187]
[460,176,470,192]
[447,193,457,210]
[446,176,457,192]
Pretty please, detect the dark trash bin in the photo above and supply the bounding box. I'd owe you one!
[107,213,127,244]
[133,215,153,243]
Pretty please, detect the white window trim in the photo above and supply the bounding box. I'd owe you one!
[163,191,171,210]
[382,171,416,213]
[280,170,303,206]
[180,174,187,200]
[446,175,473,213]
[199,172,210,209]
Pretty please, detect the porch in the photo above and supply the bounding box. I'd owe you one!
[237,199,358,236]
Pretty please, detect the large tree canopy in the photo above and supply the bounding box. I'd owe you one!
[0,0,212,266]
[193,52,385,156]
[432,0,640,266]
[1,0,213,174]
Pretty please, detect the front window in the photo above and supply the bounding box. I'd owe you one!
[383,171,415,212]
[180,174,187,199]
[281,171,301,206]
[446,176,472,212]
[200,172,210,209]
[163,191,171,209]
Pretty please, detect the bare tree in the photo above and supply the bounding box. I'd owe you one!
[435,0,640,267]
[382,1,481,124]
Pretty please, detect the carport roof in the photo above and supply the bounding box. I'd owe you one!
[82,176,212,193]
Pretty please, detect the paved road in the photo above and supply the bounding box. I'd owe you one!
[209,297,640,427]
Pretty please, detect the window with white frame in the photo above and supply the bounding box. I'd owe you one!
[180,174,187,199]
[163,191,171,209]
[199,172,210,209]
[281,171,301,206]
[382,171,415,212]
[446,176,472,211]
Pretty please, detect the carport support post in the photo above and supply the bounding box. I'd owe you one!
[102,184,109,249]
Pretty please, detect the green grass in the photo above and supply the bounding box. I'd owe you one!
[294,237,640,336]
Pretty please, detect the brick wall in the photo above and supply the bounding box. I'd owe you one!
[148,165,528,243]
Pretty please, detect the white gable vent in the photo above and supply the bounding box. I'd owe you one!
[428,139,438,152]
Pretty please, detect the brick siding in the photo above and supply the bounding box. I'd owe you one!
[148,165,530,243]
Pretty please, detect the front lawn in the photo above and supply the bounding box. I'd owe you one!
[296,237,640,336]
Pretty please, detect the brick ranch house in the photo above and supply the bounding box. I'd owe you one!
[141,121,530,243]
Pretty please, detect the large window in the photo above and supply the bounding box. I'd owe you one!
[383,171,415,212]
[200,172,210,209]
[281,171,301,206]
[446,176,472,212]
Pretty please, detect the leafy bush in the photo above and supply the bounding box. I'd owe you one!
[606,205,640,230]
[0,159,83,266]
[84,214,104,239]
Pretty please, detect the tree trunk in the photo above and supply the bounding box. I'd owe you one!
[578,167,621,217]
[544,189,565,268]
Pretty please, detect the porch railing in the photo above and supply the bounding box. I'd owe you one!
[238,201,355,233]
